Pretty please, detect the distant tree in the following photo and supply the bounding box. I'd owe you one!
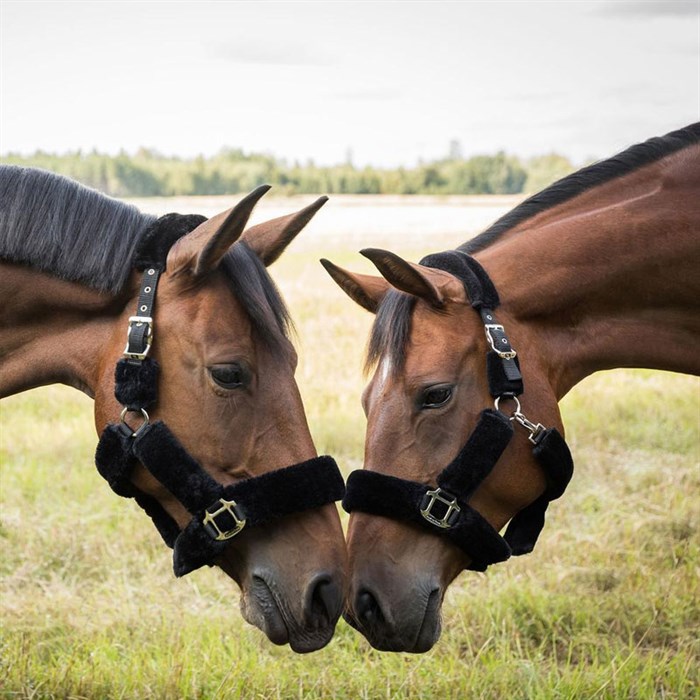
[1,147,579,197]
[524,153,575,193]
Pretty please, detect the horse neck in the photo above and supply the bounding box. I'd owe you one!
[476,146,700,398]
[0,263,131,398]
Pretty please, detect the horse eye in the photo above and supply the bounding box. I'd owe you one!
[210,364,244,389]
[421,385,453,409]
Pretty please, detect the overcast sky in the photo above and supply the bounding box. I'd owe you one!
[1,1,698,166]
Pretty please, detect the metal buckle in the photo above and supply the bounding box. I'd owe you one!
[485,324,517,360]
[202,498,247,541]
[420,488,461,529]
[123,316,153,360]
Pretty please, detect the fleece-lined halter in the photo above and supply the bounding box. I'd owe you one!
[342,251,574,571]
[95,214,345,576]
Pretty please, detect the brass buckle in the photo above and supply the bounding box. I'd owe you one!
[420,488,460,529]
[202,498,246,541]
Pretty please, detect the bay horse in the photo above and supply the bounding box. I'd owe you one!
[0,166,347,653]
[322,123,700,652]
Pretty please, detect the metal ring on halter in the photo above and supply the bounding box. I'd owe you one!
[119,407,150,438]
[494,394,521,417]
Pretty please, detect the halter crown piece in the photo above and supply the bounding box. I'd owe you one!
[342,250,574,571]
[95,214,345,576]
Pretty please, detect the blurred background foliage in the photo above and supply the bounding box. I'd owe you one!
[2,145,577,197]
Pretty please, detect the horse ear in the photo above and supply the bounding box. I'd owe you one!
[242,196,329,266]
[360,248,467,306]
[320,259,390,313]
[360,248,444,306]
[169,185,271,277]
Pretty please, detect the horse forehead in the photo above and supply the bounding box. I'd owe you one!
[405,304,482,369]
[160,275,252,338]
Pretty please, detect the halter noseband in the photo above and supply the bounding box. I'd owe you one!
[95,214,345,577]
[342,251,573,571]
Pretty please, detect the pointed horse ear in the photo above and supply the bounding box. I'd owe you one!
[168,185,271,278]
[242,196,329,266]
[360,248,468,306]
[320,259,390,313]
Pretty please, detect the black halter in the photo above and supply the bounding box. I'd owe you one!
[95,214,345,577]
[342,251,574,572]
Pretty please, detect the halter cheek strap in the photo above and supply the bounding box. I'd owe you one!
[343,250,574,570]
[95,214,345,576]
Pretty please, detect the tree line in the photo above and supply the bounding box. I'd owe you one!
[1,148,576,197]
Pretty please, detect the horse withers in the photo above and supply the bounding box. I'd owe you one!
[323,123,700,652]
[0,167,347,653]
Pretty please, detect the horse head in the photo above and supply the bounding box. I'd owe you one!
[90,189,347,652]
[323,248,568,652]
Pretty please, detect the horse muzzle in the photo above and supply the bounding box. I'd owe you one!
[242,569,344,653]
[345,577,444,653]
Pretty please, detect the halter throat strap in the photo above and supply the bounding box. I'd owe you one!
[95,213,345,576]
[343,250,574,570]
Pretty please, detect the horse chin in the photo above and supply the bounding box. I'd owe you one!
[413,588,443,652]
[241,576,336,653]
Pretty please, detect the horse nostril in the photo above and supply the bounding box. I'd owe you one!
[305,574,342,626]
[355,588,384,626]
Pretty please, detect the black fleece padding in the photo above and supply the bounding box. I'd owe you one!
[99,418,346,574]
[173,519,227,576]
[114,358,160,410]
[95,424,183,545]
[220,456,345,525]
[533,428,574,500]
[133,493,181,549]
[172,456,345,576]
[419,250,499,309]
[95,423,139,497]
[131,421,222,512]
[133,213,207,270]
[486,351,523,397]
[343,470,511,571]
[436,409,513,496]
[503,428,573,554]
[502,494,548,555]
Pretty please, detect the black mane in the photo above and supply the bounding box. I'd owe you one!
[0,165,155,294]
[460,122,700,254]
[369,123,700,370]
[0,165,292,357]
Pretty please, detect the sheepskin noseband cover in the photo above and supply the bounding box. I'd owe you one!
[94,213,345,576]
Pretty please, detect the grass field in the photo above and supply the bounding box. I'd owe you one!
[1,195,699,699]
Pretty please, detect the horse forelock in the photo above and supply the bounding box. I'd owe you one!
[221,242,295,362]
[365,290,415,375]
